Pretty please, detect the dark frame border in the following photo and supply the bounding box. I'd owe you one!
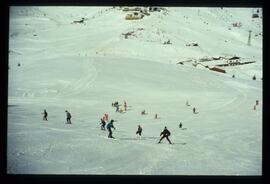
[1,0,267,184]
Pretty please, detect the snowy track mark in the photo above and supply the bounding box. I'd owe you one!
[60,57,98,97]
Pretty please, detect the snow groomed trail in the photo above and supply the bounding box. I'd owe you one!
[8,7,262,175]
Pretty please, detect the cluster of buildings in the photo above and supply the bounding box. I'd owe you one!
[121,7,167,20]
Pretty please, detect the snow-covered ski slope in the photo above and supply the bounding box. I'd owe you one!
[8,7,262,175]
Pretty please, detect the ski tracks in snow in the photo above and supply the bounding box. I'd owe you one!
[60,57,98,97]
[202,79,250,114]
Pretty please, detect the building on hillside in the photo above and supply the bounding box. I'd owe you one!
[149,7,163,12]
[252,13,259,18]
[122,7,143,12]
[209,67,226,73]
[125,13,144,20]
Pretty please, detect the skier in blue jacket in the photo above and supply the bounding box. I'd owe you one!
[107,119,116,138]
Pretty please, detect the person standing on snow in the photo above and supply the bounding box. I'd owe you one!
[193,107,196,114]
[115,102,120,112]
[158,126,172,144]
[141,110,146,115]
[136,125,143,138]
[65,110,72,124]
[42,109,48,121]
[102,115,106,122]
[104,113,109,122]
[100,118,106,130]
[124,101,127,111]
[179,122,182,128]
[107,119,116,138]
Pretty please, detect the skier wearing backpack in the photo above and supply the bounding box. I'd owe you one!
[158,126,172,144]
[136,125,143,138]
[65,110,72,124]
[107,119,116,138]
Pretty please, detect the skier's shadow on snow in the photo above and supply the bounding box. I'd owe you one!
[173,142,187,145]
[142,136,157,140]
[126,106,133,110]
[118,111,126,114]
[118,138,141,141]
[119,136,157,141]
[141,113,148,115]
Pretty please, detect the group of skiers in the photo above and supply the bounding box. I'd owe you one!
[130,124,173,144]
[40,100,188,145]
[186,101,198,114]
[253,100,260,110]
[233,74,260,81]
[40,98,191,145]
[112,100,162,119]
[40,95,260,146]
[141,110,160,119]
[100,118,116,138]
[41,109,72,124]
[99,100,190,143]
[112,101,127,113]
[100,118,173,144]
[40,96,260,145]
[98,111,181,144]
[41,106,178,144]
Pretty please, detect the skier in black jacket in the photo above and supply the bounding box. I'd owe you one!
[65,110,72,124]
[136,125,143,138]
[42,109,48,121]
[100,118,106,130]
[158,126,172,144]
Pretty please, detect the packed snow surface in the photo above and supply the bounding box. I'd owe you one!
[8,7,262,175]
